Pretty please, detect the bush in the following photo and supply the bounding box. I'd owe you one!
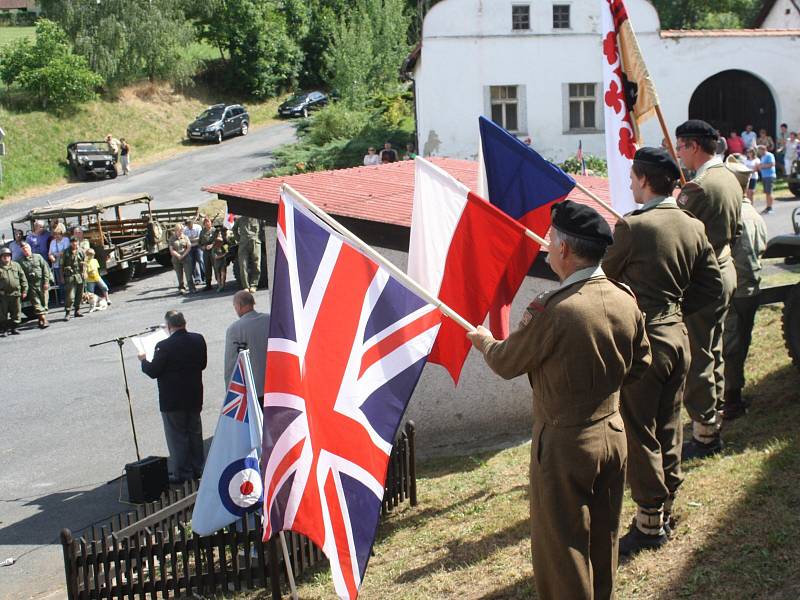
[559,154,608,177]
[0,19,103,109]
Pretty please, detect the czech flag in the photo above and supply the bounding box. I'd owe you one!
[477,116,576,339]
[408,157,532,384]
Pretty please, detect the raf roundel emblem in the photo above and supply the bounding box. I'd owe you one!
[218,456,263,516]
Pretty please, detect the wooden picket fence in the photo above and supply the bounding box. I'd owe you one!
[61,422,417,600]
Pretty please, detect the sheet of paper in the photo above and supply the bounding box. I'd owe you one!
[132,328,168,361]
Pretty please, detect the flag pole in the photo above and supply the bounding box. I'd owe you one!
[573,181,624,220]
[281,183,477,333]
[655,104,687,186]
[278,532,298,600]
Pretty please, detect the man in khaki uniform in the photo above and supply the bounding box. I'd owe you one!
[60,237,86,320]
[468,200,651,600]
[17,242,51,328]
[169,224,195,294]
[721,155,768,420]
[232,216,263,293]
[0,246,28,336]
[675,120,743,459]
[603,148,723,556]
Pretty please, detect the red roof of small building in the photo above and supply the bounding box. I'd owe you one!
[0,0,33,9]
[204,158,615,231]
[660,28,800,37]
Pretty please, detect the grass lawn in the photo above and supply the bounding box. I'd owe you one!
[243,298,800,599]
[0,82,283,201]
[0,25,34,46]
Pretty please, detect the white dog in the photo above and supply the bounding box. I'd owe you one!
[82,292,109,313]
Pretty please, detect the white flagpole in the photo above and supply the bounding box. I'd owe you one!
[281,183,477,333]
[279,531,298,600]
[574,181,624,220]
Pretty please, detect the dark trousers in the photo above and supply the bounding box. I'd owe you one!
[190,246,204,282]
[202,249,213,286]
[723,295,759,394]
[161,410,204,482]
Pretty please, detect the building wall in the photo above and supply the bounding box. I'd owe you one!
[761,0,800,29]
[415,0,800,162]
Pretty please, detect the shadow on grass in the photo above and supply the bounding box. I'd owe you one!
[394,518,530,584]
[473,577,537,600]
[661,362,800,598]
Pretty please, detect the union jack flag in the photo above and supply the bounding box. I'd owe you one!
[222,357,250,423]
[261,188,441,599]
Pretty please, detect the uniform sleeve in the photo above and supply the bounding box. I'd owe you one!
[481,304,552,380]
[141,341,167,379]
[41,257,51,281]
[625,310,651,383]
[677,182,707,223]
[682,240,723,316]
[601,218,633,280]
[18,266,28,296]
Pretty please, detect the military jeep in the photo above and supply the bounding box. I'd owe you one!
[786,157,800,198]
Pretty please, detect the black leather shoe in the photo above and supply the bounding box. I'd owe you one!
[9,328,19,335]
[721,401,747,421]
[682,436,724,461]
[619,520,669,556]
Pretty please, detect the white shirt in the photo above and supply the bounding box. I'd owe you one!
[741,130,757,149]
[183,223,201,245]
[363,153,380,166]
[743,157,760,181]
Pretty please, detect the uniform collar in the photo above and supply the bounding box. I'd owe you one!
[637,195,677,212]
[694,155,723,178]
[560,264,605,289]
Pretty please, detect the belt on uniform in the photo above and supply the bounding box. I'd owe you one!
[642,303,682,323]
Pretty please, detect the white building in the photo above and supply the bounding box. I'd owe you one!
[755,0,800,29]
[410,0,800,162]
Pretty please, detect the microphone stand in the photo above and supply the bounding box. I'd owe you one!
[90,326,160,464]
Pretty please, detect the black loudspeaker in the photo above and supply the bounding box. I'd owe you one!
[125,456,169,503]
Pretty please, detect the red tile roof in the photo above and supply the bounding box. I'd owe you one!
[660,28,800,37]
[204,158,615,232]
[0,0,33,9]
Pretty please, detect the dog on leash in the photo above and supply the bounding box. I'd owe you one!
[82,292,109,313]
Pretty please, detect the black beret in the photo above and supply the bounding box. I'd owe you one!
[551,200,613,246]
[633,147,681,179]
[675,119,718,140]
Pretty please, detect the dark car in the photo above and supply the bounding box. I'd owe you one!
[66,141,118,181]
[278,91,329,118]
[186,103,249,144]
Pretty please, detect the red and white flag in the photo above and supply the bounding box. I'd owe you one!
[408,157,532,384]
[601,0,658,214]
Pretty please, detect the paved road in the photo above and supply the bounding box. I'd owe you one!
[0,122,294,600]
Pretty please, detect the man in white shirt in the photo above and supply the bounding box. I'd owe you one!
[224,290,270,401]
[740,125,757,150]
[183,219,203,285]
[363,147,380,166]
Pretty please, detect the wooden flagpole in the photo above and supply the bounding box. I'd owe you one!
[655,104,687,186]
[573,181,624,220]
[281,183,478,333]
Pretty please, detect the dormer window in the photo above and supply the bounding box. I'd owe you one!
[553,4,571,29]
[512,5,531,30]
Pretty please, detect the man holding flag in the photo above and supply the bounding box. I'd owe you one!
[468,200,651,600]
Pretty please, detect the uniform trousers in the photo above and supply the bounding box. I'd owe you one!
[529,414,627,600]
[28,285,48,315]
[684,257,736,424]
[161,410,204,482]
[0,295,21,326]
[238,239,262,290]
[620,321,689,508]
[722,295,759,394]
[64,281,84,314]
[202,248,213,286]
[172,257,195,292]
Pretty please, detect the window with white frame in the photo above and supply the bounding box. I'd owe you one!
[567,83,597,131]
[553,4,571,29]
[512,5,530,30]
[490,86,519,132]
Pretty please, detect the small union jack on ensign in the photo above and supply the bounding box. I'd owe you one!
[222,359,250,423]
[261,187,441,599]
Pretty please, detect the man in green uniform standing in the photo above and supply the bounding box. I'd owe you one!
[603,148,723,555]
[0,246,28,336]
[721,155,768,420]
[198,217,217,291]
[468,201,651,600]
[232,216,263,293]
[60,236,86,320]
[17,241,51,329]
[675,120,743,459]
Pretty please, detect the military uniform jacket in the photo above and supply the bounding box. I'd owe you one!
[732,199,767,298]
[482,270,652,427]
[59,249,85,284]
[169,234,191,258]
[677,157,743,257]
[0,261,28,297]
[233,217,261,242]
[198,227,216,249]
[17,253,51,287]
[602,198,724,320]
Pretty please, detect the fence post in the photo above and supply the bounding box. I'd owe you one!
[61,529,78,600]
[406,420,417,506]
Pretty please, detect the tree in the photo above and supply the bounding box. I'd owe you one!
[324,0,411,106]
[0,19,103,108]
[648,0,761,29]
[40,0,197,87]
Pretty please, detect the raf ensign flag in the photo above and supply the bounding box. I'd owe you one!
[261,187,441,599]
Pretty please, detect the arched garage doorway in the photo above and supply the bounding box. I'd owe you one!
[689,70,776,139]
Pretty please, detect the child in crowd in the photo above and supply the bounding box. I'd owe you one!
[84,248,111,305]
[212,232,228,292]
